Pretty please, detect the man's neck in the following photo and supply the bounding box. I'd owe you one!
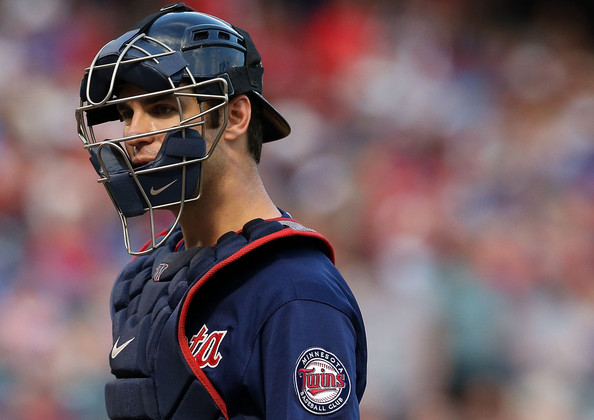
[177,176,281,249]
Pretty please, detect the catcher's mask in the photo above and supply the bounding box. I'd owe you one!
[75,3,290,255]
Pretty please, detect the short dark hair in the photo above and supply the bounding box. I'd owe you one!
[246,93,263,163]
[204,95,263,163]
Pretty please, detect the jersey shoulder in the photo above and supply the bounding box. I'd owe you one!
[235,234,360,320]
[185,227,361,324]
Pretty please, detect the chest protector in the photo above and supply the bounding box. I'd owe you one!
[105,218,334,420]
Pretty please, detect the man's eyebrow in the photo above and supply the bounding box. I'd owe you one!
[142,94,177,105]
[116,93,177,107]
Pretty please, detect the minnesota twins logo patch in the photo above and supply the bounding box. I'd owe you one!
[294,347,351,415]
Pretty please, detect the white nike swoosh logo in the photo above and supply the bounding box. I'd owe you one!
[111,337,135,359]
[150,180,177,196]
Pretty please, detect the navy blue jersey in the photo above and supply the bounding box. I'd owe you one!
[106,215,367,419]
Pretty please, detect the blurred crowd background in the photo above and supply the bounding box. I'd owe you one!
[1,0,594,418]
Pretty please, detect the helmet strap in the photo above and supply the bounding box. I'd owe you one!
[219,66,263,96]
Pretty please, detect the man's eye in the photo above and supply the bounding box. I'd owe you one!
[118,109,133,122]
[152,104,177,116]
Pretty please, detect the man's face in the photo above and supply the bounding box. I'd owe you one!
[116,84,204,167]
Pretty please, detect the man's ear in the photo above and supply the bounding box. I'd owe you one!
[224,95,251,141]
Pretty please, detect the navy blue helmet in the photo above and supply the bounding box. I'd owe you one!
[75,3,290,255]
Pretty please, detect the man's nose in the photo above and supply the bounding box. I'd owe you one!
[125,110,154,138]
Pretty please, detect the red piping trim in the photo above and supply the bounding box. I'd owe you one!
[177,228,333,419]
[132,229,170,261]
[174,238,185,252]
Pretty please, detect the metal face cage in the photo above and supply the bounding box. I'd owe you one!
[76,32,229,255]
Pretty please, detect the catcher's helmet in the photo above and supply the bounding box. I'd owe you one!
[75,2,290,255]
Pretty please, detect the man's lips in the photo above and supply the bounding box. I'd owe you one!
[130,145,161,168]
[131,156,154,168]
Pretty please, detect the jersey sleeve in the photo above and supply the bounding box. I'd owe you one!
[244,298,361,419]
